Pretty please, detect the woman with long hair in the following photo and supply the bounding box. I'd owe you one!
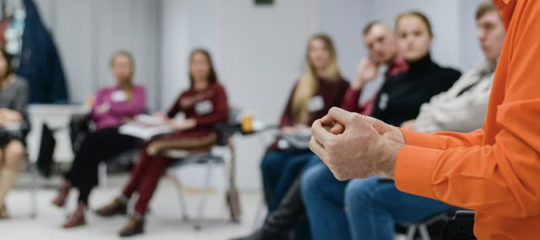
[261,34,349,214]
[96,49,229,237]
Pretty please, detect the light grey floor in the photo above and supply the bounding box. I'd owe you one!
[1,174,264,240]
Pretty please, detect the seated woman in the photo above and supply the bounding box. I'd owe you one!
[261,34,349,214]
[302,11,462,240]
[95,49,228,237]
[52,51,146,228]
[0,49,30,219]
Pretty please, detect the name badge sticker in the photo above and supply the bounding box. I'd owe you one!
[378,93,389,111]
[111,90,128,102]
[308,95,325,112]
[194,100,214,115]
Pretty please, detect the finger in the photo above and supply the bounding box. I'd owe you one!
[320,107,352,126]
[330,122,345,134]
[327,107,353,124]
[309,137,326,160]
[311,120,334,145]
[320,114,336,126]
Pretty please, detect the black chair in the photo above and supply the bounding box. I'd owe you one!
[165,106,244,230]
[441,210,476,240]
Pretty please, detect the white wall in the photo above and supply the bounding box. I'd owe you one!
[219,0,318,190]
[34,0,161,109]
[458,0,486,70]
[160,0,189,110]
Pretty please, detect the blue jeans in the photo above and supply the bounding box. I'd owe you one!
[302,159,455,240]
[261,149,313,212]
[302,161,351,240]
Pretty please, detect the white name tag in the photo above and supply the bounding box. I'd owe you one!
[111,90,128,102]
[307,95,325,113]
[194,100,214,115]
[378,93,389,111]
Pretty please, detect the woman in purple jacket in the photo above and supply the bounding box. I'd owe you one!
[52,51,146,228]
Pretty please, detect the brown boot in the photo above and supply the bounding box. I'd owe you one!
[119,216,145,237]
[62,203,86,228]
[96,197,127,217]
[0,203,9,219]
[52,181,72,208]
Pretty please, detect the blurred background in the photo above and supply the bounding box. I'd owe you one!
[2,0,490,239]
[34,0,485,190]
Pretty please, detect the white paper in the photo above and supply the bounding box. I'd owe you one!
[119,114,174,139]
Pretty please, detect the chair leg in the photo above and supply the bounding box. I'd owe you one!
[406,225,417,240]
[223,142,242,222]
[218,162,230,219]
[98,162,107,188]
[167,173,190,221]
[419,224,431,240]
[194,161,214,231]
[29,160,38,218]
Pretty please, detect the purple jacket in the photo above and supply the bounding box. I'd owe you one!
[90,85,146,130]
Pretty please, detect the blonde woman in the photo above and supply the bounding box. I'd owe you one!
[261,34,349,214]
[52,51,146,228]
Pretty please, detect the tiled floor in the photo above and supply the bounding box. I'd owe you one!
[1,174,264,240]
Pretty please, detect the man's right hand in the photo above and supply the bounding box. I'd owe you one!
[309,107,405,180]
[352,58,379,90]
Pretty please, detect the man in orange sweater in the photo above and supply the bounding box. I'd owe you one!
[310,0,540,239]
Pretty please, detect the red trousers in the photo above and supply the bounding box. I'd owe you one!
[121,130,216,214]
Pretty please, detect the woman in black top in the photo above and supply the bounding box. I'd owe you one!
[371,11,461,127]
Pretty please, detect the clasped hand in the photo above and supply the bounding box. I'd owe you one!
[309,107,405,180]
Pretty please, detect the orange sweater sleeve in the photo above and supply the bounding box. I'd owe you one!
[399,128,484,150]
[395,0,540,219]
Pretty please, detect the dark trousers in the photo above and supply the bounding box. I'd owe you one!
[65,127,141,204]
[261,156,320,240]
[260,149,313,212]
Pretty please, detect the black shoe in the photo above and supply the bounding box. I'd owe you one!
[230,230,265,240]
[230,229,289,240]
